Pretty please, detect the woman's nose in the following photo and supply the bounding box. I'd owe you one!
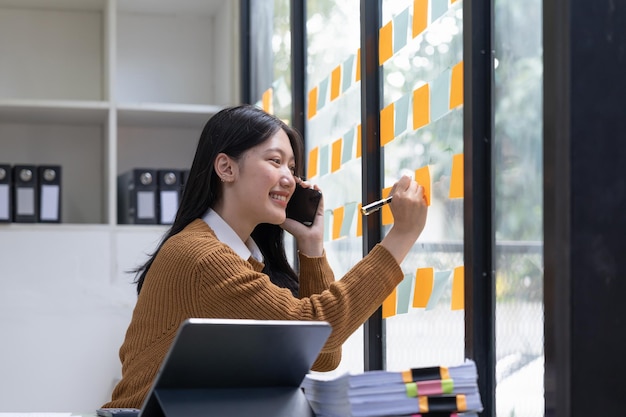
[280,172,296,188]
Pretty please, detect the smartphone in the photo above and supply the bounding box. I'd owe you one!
[286,183,322,226]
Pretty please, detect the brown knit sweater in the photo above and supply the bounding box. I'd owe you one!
[103,218,403,408]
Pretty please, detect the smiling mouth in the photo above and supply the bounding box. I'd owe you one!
[270,193,288,203]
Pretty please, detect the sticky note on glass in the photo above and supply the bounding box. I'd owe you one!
[381,103,395,146]
[332,206,344,240]
[382,288,397,319]
[414,165,431,206]
[451,266,465,310]
[262,88,273,113]
[379,20,393,65]
[331,138,343,173]
[381,187,394,225]
[413,267,434,308]
[307,147,319,180]
[331,65,342,101]
[308,87,318,120]
[449,153,464,198]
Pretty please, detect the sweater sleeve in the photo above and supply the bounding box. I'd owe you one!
[191,240,403,368]
[297,250,335,297]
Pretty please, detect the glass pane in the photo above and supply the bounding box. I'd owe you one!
[381,0,465,370]
[380,0,465,370]
[493,0,544,416]
[306,0,363,375]
[251,0,292,122]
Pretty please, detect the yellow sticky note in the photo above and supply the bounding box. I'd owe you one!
[332,206,344,241]
[382,288,397,319]
[356,124,362,158]
[451,266,465,310]
[382,187,393,225]
[450,61,464,109]
[331,138,343,173]
[379,21,394,65]
[413,84,430,130]
[413,267,434,308]
[331,65,342,102]
[307,87,318,120]
[449,153,464,198]
[307,147,319,180]
[414,165,431,206]
[381,103,395,146]
[413,0,428,38]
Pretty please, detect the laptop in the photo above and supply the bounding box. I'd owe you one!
[129,318,331,417]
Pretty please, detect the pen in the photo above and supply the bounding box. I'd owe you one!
[360,196,393,215]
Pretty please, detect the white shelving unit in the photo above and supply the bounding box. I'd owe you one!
[0,0,239,411]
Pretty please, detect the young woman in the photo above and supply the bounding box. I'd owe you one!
[103,104,428,408]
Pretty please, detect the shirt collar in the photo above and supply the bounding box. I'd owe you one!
[202,209,263,262]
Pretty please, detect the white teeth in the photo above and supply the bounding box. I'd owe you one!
[271,194,287,202]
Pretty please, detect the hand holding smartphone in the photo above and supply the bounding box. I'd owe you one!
[286,183,322,226]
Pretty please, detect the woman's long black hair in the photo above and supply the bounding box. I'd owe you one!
[134,104,305,296]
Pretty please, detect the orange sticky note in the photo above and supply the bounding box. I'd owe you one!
[451,266,465,310]
[356,48,361,82]
[413,0,428,38]
[356,203,363,236]
[262,88,273,113]
[379,21,394,65]
[330,65,342,101]
[332,206,345,240]
[356,124,362,158]
[450,61,464,109]
[331,138,343,173]
[307,147,319,180]
[414,165,431,206]
[449,153,464,198]
[413,84,430,130]
[382,288,397,319]
[307,87,318,120]
[381,103,395,146]
[381,187,393,225]
[413,267,434,308]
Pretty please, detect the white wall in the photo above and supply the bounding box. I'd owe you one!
[0,226,163,412]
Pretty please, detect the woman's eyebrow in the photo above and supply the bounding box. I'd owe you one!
[264,147,295,161]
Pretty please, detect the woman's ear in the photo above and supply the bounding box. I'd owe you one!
[214,153,235,182]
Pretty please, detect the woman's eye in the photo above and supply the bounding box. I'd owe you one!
[289,166,296,175]
[270,158,281,165]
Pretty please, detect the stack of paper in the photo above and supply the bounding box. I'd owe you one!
[301,359,483,417]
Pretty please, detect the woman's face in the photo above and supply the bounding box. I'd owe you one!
[230,128,297,227]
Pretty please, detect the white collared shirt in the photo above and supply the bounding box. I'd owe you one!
[202,209,263,262]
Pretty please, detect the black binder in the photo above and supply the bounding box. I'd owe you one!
[0,164,11,222]
[118,168,158,224]
[12,164,38,223]
[157,169,181,225]
[139,318,332,417]
[37,165,62,223]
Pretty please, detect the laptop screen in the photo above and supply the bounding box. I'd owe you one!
[152,318,332,390]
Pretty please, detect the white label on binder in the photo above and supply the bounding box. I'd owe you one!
[137,190,156,219]
[0,184,9,220]
[160,190,179,224]
[16,187,35,215]
[40,184,60,221]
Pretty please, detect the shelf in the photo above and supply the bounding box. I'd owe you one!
[0,100,109,124]
[117,102,222,128]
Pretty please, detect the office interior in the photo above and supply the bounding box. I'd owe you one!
[0,0,624,416]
